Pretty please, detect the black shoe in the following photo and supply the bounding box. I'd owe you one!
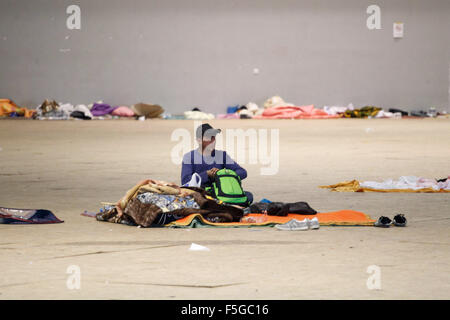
[393,214,407,227]
[374,216,392,228]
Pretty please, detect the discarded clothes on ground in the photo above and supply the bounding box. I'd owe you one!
[0,99,35,118]
[320,176,450,193]
[96,179,244,227]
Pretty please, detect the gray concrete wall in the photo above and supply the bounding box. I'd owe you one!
[0,0,449,113]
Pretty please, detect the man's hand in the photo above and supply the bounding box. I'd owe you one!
[207,168,220,179]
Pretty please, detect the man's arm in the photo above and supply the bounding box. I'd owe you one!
[181,152,210,185]
[223,152,247,180]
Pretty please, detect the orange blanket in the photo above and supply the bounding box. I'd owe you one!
[165,210,375,227]
[0,99,35,118]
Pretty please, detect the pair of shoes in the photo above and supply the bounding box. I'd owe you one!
[374,214,407,228]
[275,217,320,231]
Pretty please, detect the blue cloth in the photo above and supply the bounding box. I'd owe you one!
[227,105,239,114]
[181,149,247,188]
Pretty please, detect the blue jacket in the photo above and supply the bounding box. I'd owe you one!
[181,149,247,187]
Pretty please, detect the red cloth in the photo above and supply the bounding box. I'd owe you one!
[256,105,340,119]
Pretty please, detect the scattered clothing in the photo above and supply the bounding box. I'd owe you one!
[0,99,35,118]
[34,100,70,120]
[374,110,402,118]
[227,105,239,114]
[323,104,354,116]
[389,108,409,116]
[70,111,91,120]
[256,105,340,119]
[343,106,381,118]
[0,207,63,224]
[111,106,135,117]
[263,96,294,109]
[249,201,317,216]
[217,113,240,119]
[184,110,215,120]
[320,176,450,192]
[132,103,164,118]
[90,103,117,116]
[71,104,93,119]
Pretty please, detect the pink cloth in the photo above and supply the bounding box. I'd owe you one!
[217,113,240,119]
[255,105,340,119]
[111,106,135,117]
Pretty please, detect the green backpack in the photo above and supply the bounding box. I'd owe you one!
[206,169,248,206]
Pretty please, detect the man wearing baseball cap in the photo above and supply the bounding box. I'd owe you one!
[181,123,253,204]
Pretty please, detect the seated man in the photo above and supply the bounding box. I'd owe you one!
[181,123,253,204]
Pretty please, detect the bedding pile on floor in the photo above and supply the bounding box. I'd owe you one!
[320,176,450,193]
[96,179,245,227]
[93,178,375,228]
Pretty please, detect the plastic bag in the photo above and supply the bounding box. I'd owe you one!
[183,173,202,187]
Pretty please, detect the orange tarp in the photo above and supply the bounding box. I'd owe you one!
[166,210,375,227]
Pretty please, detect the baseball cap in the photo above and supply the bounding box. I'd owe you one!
[196,123,221,140]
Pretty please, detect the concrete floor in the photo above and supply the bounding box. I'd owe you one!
[0,118,449,299]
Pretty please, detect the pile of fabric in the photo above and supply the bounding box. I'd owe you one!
[343,106,381,118]
[323,104,354,116]
[217,103,262,119]
[184,108,215,120]
[249,201,317,216]
[325,104,402,119]
[32,100,149,120]
[34,100,93,120]
[257,104,340,119]
[0,99,35,118]
[252,96,340,119]
[130,103,164,119]
[96,179,244,227]
[320,176,450,193]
